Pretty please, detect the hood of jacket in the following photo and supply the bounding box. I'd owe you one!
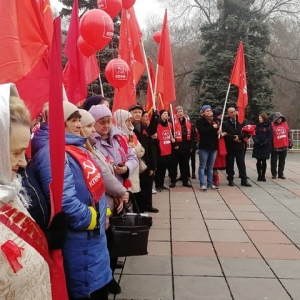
[273,112,286,123]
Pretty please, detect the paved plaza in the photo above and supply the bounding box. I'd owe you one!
[110,153,300,300]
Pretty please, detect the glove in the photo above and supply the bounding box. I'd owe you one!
[44,211,68,250]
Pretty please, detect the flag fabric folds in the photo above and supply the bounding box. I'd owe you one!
[0,0,52,118]
[48,17,69,300]
[112,7,145,112]
[156,9,176,110]
[84,54,100,85]
[63,0,87,105]
[230,41,248,124]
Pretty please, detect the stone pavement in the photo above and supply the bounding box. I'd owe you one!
[110,153,300,300]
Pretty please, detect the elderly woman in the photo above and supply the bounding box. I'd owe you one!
[0,84,52,298]
[113,109,145,195]
[89,105,138,187]
[32,102,111,300]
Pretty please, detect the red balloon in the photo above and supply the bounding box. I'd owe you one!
[105,58,130,89]
[122,0,136,9]
[77,36,95,57]
[97,0,122,19]
[153,31,161,44]
[80,9,114,51]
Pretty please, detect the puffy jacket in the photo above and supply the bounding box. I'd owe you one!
[94,124,138,184]
[31,126,111,298]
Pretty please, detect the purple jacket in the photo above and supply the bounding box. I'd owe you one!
[94,124,138,184]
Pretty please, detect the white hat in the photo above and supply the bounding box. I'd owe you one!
[79,109,95,127]
[63,101,79,122]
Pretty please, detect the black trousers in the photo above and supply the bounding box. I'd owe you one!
[256,159,267,177]
[226,150,248,182]
[135,170,153,212]
[189,149,196,176]
[271,150,287,177]
[69,285,108,300]
[155,163,168,188]
[169,151,190,184]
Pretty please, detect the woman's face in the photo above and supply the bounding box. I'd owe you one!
[65,117,82,136]
[276,117,282,124]
[125,118,133,130]
[10,123,30,180]
[259,116,263,123]
[141,113,149,126]
[82,122,96,138]
[95,117,112,138]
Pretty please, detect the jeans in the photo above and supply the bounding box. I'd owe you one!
[198,149,217,187]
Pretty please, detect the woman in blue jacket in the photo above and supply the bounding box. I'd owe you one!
[32,101,111,300]
[252,113,273,182]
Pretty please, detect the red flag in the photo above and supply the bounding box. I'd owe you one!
[230,41,248,123]
[0,0,51,118]
[63,0,87,104]
[112,7,146,112]
[38,0,53,43]
[84,54,100,85]
[48,17,69,300]
[156,10,176,109]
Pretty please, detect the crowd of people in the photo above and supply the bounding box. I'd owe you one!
[0,84,293,299]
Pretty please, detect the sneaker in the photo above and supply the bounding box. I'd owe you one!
[152,188,157,194]
[161,186,169,191]
[209,185,220,190]
[200,185,207,191]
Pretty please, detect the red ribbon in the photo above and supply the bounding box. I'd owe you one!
[1,240,24,273]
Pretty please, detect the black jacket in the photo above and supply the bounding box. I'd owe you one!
[133,122,156,170]
[222,118,249,151]
[196,117,219,150]
[252,121,273,159]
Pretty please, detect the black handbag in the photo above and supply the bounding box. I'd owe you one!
[107,193,153,257]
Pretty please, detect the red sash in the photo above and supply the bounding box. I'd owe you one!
[65,145,105,204]
[0,204,52,272]
[272,122,289,148]
[174,117,192,142]
[157,123,172,156]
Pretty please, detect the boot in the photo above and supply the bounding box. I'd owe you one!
[213,173,220,186]
[256,162,262,181]
[261,163,267,182]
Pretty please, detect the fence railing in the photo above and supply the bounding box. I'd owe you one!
[247,129,300,151]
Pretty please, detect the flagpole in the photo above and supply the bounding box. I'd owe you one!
[153,65,159,109]
[98,74,104,97]
[140,40,156,110]
[169,103,175,136]
[219,83,231,132]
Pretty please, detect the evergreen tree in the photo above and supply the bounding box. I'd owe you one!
[191,0,274,121]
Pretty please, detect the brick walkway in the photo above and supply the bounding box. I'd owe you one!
[110,153,300,300]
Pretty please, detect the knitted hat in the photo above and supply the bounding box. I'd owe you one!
[201,105,211,112]
[212,108,222,117]
[160,109,168,116]
[81,95,104,111]
[128,104,143,112]
[79,109,95,127]
[89,104,112,121]
[63,101,79,122]
[175,106,183,112]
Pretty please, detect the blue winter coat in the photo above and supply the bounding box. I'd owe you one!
[252,121,273,160]
[32,125,112,298]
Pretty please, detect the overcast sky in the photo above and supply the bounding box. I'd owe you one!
[49,0,165,29]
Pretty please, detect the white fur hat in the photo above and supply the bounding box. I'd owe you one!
[63,101,79,122]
